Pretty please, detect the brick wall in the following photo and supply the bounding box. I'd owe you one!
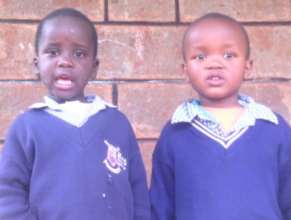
[0,0,290,181]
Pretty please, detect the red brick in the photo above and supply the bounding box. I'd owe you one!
[1,24,186,81]
[3,24,289,82]
[139,140,156,185]
[0,0,104,21]
[0,83,45,140]
[247,26,291,79]
[108,0,175,21]
[98,25,290,80]
[180,0,291,22]
[98,25,185,80]
[85,82,113,103]
[0,24,36,80]
[0,82,112,141]
[241,82,291,123]
[118,83,196,139]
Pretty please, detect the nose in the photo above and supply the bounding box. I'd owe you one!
[205,55,224,69]
[57,53,73,68]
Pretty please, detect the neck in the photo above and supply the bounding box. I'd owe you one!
[49,95,86,104]
[200,95,240,109]
[202,105,245,132]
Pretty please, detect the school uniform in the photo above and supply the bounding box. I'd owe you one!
[0,96,150,220]
[150,95,291,220]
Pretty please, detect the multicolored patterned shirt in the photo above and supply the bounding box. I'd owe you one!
[171,95,278,148]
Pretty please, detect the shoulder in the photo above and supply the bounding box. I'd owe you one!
[7,109,42,129]
[270,113,291,166]
[153,121,191,166]
[256,112,291,147]
[160,120,191,139]
[4,109,45,139]
[275,113,290,127]
[273,113,291,137]
[155,120,192,158]
[253,109,291,138]
[100,106,132,126]
[257,110,290,131]
[3,109,45,158]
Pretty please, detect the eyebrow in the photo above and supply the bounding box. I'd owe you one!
[43,42,90,50]
[45,42,60,47]
[190,43,240,50]
[72,43,90,49]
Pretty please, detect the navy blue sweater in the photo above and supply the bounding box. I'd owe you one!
[150,115,291,220]
[0,107,150,220]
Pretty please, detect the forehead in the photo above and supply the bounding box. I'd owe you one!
[40,16,92,45]
[185,18,247,49]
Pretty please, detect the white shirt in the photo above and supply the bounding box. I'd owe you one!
[30,96,115,127]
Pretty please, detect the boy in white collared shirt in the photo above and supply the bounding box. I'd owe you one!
[0,8,150,220]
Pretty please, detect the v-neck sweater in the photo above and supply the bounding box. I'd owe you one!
[150,114,291,220]
[0,107,150,220]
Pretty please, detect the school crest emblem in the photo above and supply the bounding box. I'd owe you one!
[103,140,127,174]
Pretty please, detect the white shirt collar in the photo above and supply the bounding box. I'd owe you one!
[30,96,115,127]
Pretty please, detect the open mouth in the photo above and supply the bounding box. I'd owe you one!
[55,76,74,90]
[206,74,225,86]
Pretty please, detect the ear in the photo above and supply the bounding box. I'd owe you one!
[90,59,99,80]
[33,57,40,78]
[181,62,189,82]
[244,59,253,79]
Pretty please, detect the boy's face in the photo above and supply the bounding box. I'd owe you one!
[183,19,252,107]
[34,16,98,102]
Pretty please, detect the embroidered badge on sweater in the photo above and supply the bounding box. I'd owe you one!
[103,140,127,174]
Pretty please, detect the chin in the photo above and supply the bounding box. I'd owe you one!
[51,94,82,103]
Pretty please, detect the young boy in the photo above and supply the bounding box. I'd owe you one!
[0,8,150,220]
[150,13,291,220]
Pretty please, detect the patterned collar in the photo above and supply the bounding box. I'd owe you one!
[171,95,278,128]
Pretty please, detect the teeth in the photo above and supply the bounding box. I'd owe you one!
[56,79,73,86]
[210,76,220,80]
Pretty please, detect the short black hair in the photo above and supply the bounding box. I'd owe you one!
[35,8,98,57]
[182,12,250,60]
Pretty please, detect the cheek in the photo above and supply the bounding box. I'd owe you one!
[184,63,200,76]
[186,65,204,81]
[39,71,52,86]
[39,76,49,87]
[187,74,203,89]
[228,62,246,75]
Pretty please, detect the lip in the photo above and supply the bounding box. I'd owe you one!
[206,73,225,86]
[54,74,75,90]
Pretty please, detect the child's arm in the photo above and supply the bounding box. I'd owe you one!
[128,128,151,220]
[0,118,38,220]
[278,117,291,219]
[150,123,175,220]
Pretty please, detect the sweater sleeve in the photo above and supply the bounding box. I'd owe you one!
[128,125,151,220]
[150,123,175,220]
[278,116,291,220]
[0,116,38,220]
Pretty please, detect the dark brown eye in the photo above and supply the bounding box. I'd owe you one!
[223,52,236,59]
[45,48,60,57]
[74,49,87,58]
[194,53,206,61]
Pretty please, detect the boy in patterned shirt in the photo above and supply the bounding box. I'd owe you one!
[150,12,291,220]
